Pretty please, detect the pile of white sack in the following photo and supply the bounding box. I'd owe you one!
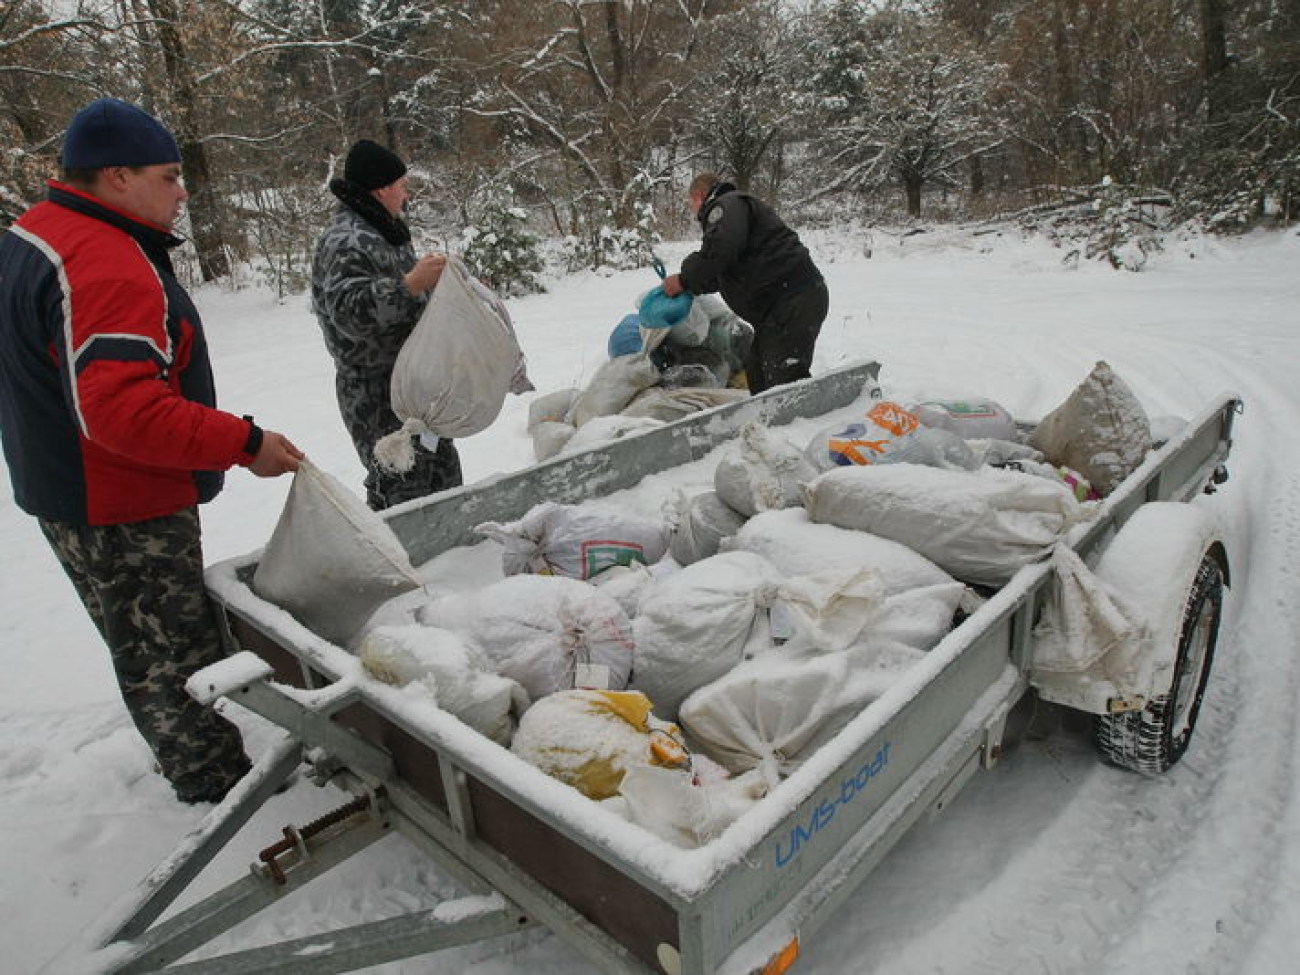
[252,361,1155,849]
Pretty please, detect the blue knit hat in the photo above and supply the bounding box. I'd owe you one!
[60,98,181,169]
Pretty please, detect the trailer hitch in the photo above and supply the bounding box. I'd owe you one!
[258,791,384,885]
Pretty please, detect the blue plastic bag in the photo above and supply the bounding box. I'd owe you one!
[638,285,694,331]
[607,313,645,358]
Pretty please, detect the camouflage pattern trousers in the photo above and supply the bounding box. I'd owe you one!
[39,507,251,803]
[335,372,463,510]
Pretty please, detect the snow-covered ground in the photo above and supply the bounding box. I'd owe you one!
[2,223,1298,974]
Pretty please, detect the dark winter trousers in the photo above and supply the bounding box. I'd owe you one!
[335,372,464,510]
[39,508,251,804]
[744,279,829,395]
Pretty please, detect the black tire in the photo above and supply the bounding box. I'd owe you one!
[1095,555,1225,774]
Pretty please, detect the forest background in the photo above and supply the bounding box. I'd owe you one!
[2,0,1298,295]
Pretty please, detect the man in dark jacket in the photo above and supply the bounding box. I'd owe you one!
[0,98,303,804]
[663,173,828,394]
[311,139,461,510]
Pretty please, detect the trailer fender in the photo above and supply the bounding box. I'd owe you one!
[1092,502,1228,774]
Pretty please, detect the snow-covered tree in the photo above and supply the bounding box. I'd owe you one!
[459,185,545,295]
[806,0,1007,217]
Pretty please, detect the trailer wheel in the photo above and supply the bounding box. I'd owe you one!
[1095,554,1224,774]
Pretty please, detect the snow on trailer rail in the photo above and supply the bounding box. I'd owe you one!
[75,362,1240,975]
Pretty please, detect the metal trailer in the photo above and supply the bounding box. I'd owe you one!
[74,361,1241,975]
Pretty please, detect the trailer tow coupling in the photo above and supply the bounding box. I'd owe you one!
[258,793,381,885]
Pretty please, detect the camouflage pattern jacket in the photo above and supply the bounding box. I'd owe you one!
[311,205,426,379]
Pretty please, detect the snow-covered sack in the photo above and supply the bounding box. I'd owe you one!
[420,574,634,700]
[667,490,748,566]
[252,459,422,647]
[570,354,660,427]
[679,644,924,787]
[727,509,966,653]
[611,762,768,849]
[631,551,785,717]
[631,551,885,717]
[558,413,664,456]
[531,420,578,461]
[527,387,580,429]
[1030,544,1152,697]
[526,388,580,461]
[476,500,668,580]
[375,257,529,472]
[511,689,689,800]
[620,386,748,423]
[589,561,677,619]
[358,624,529,745]
[1028,360,1152,495]
[729,508,951,593]
[912,398,1019,441]
[804,464,1086,587]
[714,422,818,517]
[805,401,979,472]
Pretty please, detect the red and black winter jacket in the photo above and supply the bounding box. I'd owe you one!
[0,181,259,526]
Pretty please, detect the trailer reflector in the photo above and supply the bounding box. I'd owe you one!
[761,936,801,975]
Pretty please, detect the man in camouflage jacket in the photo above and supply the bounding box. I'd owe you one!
[311,139,462,510]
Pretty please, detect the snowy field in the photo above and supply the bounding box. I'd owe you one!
[2,223,1299,974]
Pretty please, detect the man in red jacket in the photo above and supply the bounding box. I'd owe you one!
[0,99,304,804]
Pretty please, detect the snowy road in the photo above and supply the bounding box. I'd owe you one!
[2,226,1298,974]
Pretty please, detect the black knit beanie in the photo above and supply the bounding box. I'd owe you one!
[343,139,407,191]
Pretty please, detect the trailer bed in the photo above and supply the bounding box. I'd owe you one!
[99,362,1240,975]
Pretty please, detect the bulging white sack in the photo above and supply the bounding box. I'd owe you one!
[570,354,661,428]
[1028,360,1152,496]
[476,500,668,580]
[714,422,818,517]
[358,624,529,745]
[376,257,528,472]
[420,574,635,700]
[679,643,923,786]
[804,463,1086,587]
[667,490,748,566]
[252,459,423,647]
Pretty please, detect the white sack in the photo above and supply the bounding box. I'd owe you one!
[1030,543,1150,683]
[631,552,884,718]
[912,398,1019,441]
[631,551,784,718]
[570,354,661,427]
[613,763,768,849]
[620,386,748,423]
[1028,360,1152,495]
[667,490,748,566]
[679,644,922,786]
[527,388,580,429]
[531,419,578,462]
[714,422,818,517]
[476,500,668,580]
[558,414,664,456]
[728,508,953,594]
[589,562,662,619]
[727,509,966,653]
[376,258,527,472]
[804,463,1085,587]
[252,459,422,647]
[358,624,529,745]
[420,574,634,700]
